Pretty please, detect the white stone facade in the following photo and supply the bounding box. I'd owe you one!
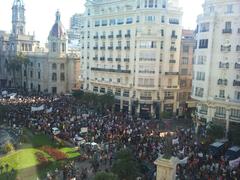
[80,0,183,118]
[192,0,240,131]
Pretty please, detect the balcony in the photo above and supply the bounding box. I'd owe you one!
[221,45,231,52]
[116,34,122,38]
[233,80,240,86]
[199,110,207,115]
[100,57,105,61]
[100,46,106,50]
[124,58,130,62]
[230,116,240,121]
[124,46,130,50]
[235,63,240,69]
[217,79,228,86]
[219,62,229,69]
[171,35,178,39]
[100,35,106,39]
[165,85,178,89]
[165,72,179,75]
[222,29,232,34]
[140,96,152,101]
[116,46,122,50]
[164,96,174,100]
[215,113,226,118]
[93,35,98,39]
[108,46,113,50]
[116,58,121,62]
[108,58,113,61]
[169,59,176,63]
[170,46,177,51]
[93,56,98,61]
[93,46,98,50]
[91,67,131,74]
[108,35,114,39]
[125,34,131,38]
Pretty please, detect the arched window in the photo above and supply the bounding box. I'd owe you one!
[149,0,154,8]
[60,63,65,70]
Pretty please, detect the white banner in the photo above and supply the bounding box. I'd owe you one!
[31,105,45,112]
[178,157,188,165]
[81,127,88,133]
[229,157,240,169]
[46,107,53,113]
[172,138,179,145]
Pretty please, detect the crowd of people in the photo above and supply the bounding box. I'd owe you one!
[1,92,240,179]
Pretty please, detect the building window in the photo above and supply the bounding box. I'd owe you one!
[199,39,208,49]
[200,22,209,32]
[60,63,65,70]
[52,73,57,81]
[200,105,208,114]
[161,16,165,23]
[145,16,155,22]
[109,19,116,25]
[231,109,240,118]
[30,71,33,78]
[60,73,65,81]
[195,87,204,97]
[52,63,57,70]
[219,90,225,98]
[183,45,189,52]
[100,88,105,93]
[38,72,41,79]
[52,42,57,52]
[115,89,121,96]
[182,57,188,64]
[62,43,65,52]
[197,56,206,64]
[117,19,124,25]
[169,18,179,24]
[226,4,233,14]
[93,86,98,92]
[225,21,232,30]
[126,17,133,24]
[149,0,154,8]
[215,107,226,117]
[235,91,240,100]
[196,72,205,81]
[123,90,129,97]
[95,20,100,26]
[181,69,188,75]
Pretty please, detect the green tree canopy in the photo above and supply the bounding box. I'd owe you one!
[94,171,118,180]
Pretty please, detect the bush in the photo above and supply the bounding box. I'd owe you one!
[4,141,15,153]
[41,146,67,160]
[35,152,49,164]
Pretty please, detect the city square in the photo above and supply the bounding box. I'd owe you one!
[0,0,240,180]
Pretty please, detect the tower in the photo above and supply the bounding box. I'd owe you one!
[48,10,67,56]
[12,0,25,35]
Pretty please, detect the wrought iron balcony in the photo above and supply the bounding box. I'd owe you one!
[108,58,113,61]
[100,35,106,39]
[222,29,232,34]
[108,35,114,38]
[93,46,98,50]
[116,46,122,50]
[100,57,105,61]
[124,46,130,50]
[165,72,179,75]
[108,46,113,50]
[91,67,131,74]
[100,46,106,50]
[171,34,178,39]
[233,80,240,86]
[93,35,99,39]
[221,45,231,52]
[124,58,130,62]
[170,46,177,51]
[125,34,131,38]
[116,34,122,38]
[116,58,121,62]
[169,59,176,63]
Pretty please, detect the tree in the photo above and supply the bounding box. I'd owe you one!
[6,53,29,88]
[206,123,225,140]
[112,149,140,180]
[0,105,6,124]
[4,141,15,154]
[94,172,118,180]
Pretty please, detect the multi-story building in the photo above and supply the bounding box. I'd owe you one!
[178,29,196,116]
[68,14,85,44]
[192,0,240,132]
[80,0,183,118]
[0,0,80,94]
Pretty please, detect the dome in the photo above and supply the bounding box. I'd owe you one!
[49,10,66,38]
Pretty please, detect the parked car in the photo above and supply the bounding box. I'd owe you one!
[52,127,60,135]
[74,136,86,146]
[225,146,240,161]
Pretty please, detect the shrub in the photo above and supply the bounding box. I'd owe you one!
[4,141,15,153]
[35,152,49,164]
[41,146,67,160]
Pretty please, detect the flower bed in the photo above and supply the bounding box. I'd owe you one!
[41,146,67,160]
[35,152,49,164]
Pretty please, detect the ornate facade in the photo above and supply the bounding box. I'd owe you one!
[0,0,80,94]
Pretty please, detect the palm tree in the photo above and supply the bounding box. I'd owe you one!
[7,53,29,88]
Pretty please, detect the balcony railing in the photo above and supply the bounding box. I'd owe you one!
[124,58,130,62]
[108,46,113,50]
[165,72,179,75]
[124,46,130,50]
[100,57,105,61]
[93,46,98,50]
[235,63,240,69]
[108,58,113,61]
[233,80,240,86]
[169,59,176,63]
[221,45,231,52]
[199,110,207,115]
[140,96,152,100]
[91,67,131,74]
[217,79,228,85]
[164,96,174,100]
[116,58,121,62]
[108,35,114,38]
[100,46,106,50]
[215,113,226,118]
[236,45,240,52]
[219,62,229,69]
[116,46,122,50]
[100,35,106,39]
[230,116,240,121]
[222,29,232,34]
[171,35,178,39]
[116,34,122,38]
[170,46,177,51]
[93,35,98,39]
[125,34,131,38]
